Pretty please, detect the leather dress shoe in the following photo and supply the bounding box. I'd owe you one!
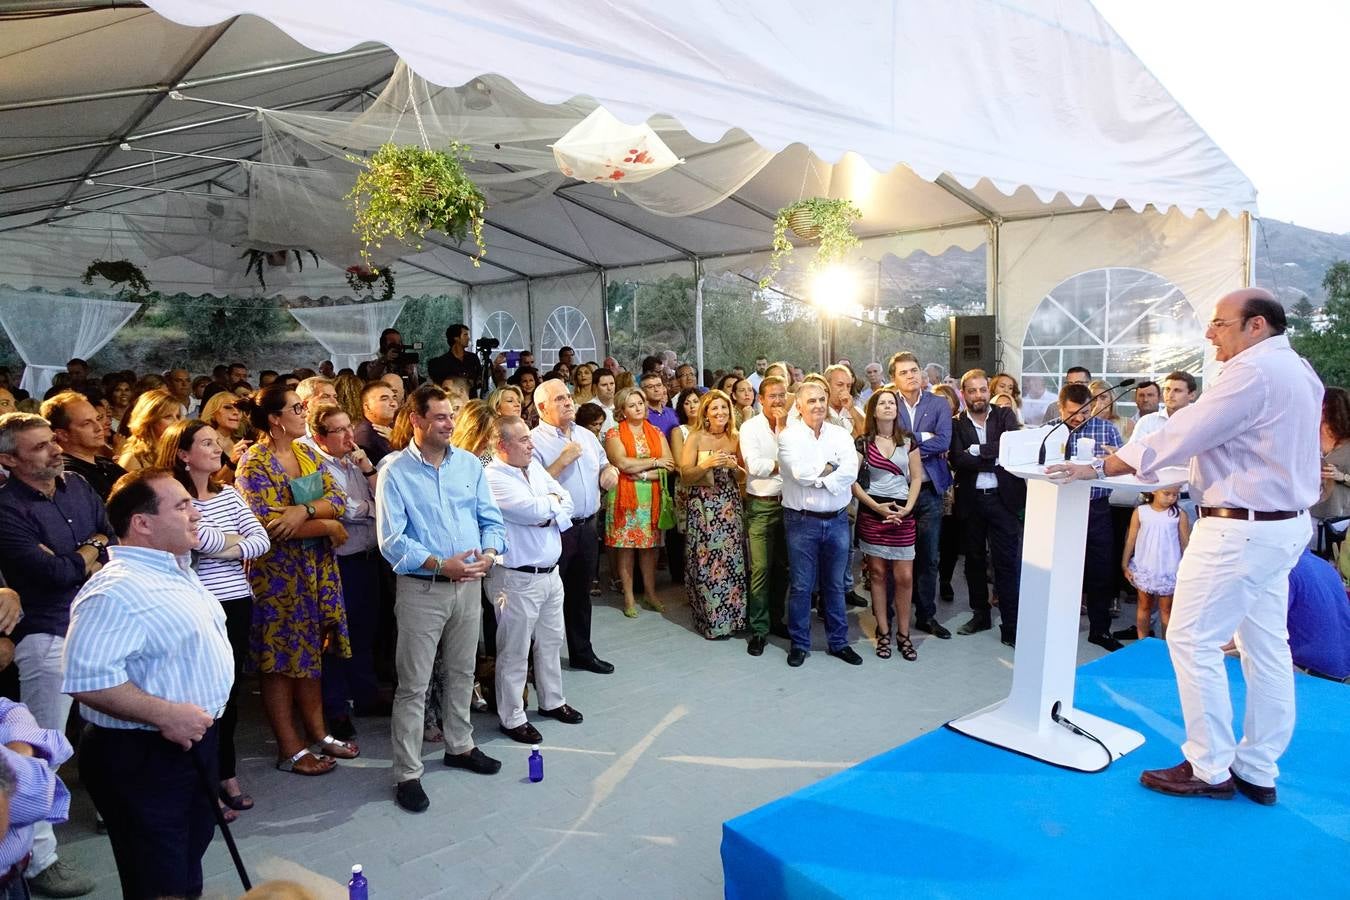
[1139,761,1234,800]
[845,591,869,608]
[570,656,615,674]
[747,634,767,656]
[1088,633,1125,652]
[1112,626,1154,640]
[329,715,357,741]
[395,778,430,813]
[500,721,543,744]
[786,647,808,667]
[999,627,1016,648]
[538,703,583,724]
[1230,770,1277,805]
[828,646,864,666]
[915,618,952,639]
[443,746,502,775]
[957,614,992,635]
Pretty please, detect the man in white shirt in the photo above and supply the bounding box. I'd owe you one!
[485,416,584,744]
[532,380,619,675]
[585,369,617,434]
[1122,381,1161,441]
[746,356,769,393]
[303,404,384,735]
[1053,289,1321,805]
[1127,371,1198,445]
[777,382,863,668]
[738,375,791,655]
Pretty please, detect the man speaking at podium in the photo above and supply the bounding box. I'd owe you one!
[1049,288,1321,805]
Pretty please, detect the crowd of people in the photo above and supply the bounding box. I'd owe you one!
[0,306,1345,895]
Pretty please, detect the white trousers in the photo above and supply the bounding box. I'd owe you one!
[1168,513,1309,786]
[15,632,74,874]
[486,568,566,729]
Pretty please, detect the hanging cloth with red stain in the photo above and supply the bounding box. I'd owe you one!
[551,106,682,184]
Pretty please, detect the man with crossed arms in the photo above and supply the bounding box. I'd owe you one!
[485,416,585,744]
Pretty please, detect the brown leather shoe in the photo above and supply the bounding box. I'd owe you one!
[1230,770,1277,806]
[1139,761,1235,799]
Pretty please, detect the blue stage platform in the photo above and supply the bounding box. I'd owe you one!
[722,639,1349,899]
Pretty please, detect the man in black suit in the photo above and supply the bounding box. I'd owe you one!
[427,324,482,392]
[949,369,1025,647]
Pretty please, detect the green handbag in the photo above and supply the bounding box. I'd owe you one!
[656,469,676,531]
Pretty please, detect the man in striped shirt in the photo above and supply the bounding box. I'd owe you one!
[62,469,233,900]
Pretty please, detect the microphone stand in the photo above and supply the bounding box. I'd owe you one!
[1036,379,1135,465]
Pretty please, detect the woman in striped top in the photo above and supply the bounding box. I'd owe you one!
[852,389,923,661]
[158,419,270,812]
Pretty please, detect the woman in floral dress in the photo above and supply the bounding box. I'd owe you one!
[604,386,676,617]
[235,384,356,775]
[678,390,747,638]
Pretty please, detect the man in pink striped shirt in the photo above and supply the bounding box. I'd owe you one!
[1051,288,1321,805]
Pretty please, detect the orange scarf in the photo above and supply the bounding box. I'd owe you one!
[616,419,663,523]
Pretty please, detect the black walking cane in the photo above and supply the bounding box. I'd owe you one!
[190,746,253,892]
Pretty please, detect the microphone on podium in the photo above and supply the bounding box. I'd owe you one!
[1036,378,1136,465]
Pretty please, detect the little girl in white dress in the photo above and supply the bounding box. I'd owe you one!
[1121,486,1191,639]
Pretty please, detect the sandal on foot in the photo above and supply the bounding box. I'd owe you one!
[640,595,665,613]
[897,632,918,662]
[217,802,239,824]
[277,748,336,775]
[218,787,254,811]
[311,735,360,760]
[874,626,892,659]
[623,604,639,619]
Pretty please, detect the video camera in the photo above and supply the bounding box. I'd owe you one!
[476,336,500,353]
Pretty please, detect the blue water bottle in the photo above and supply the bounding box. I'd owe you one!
[529,745,544,783]
[348,864,369,899]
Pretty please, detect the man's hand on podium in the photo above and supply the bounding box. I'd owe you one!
[1044,461,1097,484]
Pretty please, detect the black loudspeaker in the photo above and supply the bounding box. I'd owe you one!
[949,315,996,378]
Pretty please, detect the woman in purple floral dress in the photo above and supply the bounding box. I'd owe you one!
[678,390,747,638]
[235,384,356,775]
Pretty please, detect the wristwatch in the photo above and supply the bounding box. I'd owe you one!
[79,537,107,552]
[1089,457,1105,476]
[304,503,317,518]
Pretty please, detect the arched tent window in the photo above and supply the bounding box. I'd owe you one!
[481,310,526,350]
[1021,267,1203,415]
[538,305,597,367]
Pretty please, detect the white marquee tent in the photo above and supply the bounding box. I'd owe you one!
[0,0,1256,391]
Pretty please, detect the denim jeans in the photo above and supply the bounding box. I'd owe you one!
[910,484,943,622]
[784,507,850,652]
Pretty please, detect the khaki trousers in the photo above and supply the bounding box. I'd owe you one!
[391,577,481,782]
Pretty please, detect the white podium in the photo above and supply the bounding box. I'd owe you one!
[946,426,1188,772]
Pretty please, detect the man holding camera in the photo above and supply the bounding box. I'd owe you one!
[428,324,483,390]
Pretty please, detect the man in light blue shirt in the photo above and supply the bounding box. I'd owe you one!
[376,384,507,814]
[62,468,233,900]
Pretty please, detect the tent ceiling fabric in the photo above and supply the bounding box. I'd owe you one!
[0,2,1257,293]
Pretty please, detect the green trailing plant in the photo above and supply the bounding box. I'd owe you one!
[240,248,320,290]
[80,259,151,299]
[345,265,396,303]
[346,142,487,269]
[759,198,863,288]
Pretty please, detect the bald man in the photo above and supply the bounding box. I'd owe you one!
[1049,288,1321,805]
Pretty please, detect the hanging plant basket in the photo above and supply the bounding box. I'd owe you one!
[240,248,320,290]
[346,142,487,268]
[759,198,863,289]
[345,265,396,303]
[80,259,151,300]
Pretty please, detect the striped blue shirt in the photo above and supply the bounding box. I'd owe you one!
[376,440,507,575]
[61,546,234,730]
[0,699,71,869]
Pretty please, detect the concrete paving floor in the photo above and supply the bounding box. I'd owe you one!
[55,569,1118,899]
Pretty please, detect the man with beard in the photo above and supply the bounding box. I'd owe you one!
[948,370,1025,646]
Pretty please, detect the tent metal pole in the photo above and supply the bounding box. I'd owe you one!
[599,269,611,361]
[525,279,535,355]
[464,283,474,339]
[419,234,530,280]
[693,259,705,381]
[483,220,600,270]
[870,263,879,364]
[0,0,146,12]
[1241,212,1253,288]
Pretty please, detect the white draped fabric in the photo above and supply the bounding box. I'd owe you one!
[0,291,141,397]
[287,300,406,373]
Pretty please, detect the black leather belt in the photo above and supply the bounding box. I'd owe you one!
[746,494,781,503]
[789,507,845,520]
[403,572,436,582]
[509,563,558,574]
[572,513,597,526]
[1198,507,1303,521]
[975,487,999,495]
